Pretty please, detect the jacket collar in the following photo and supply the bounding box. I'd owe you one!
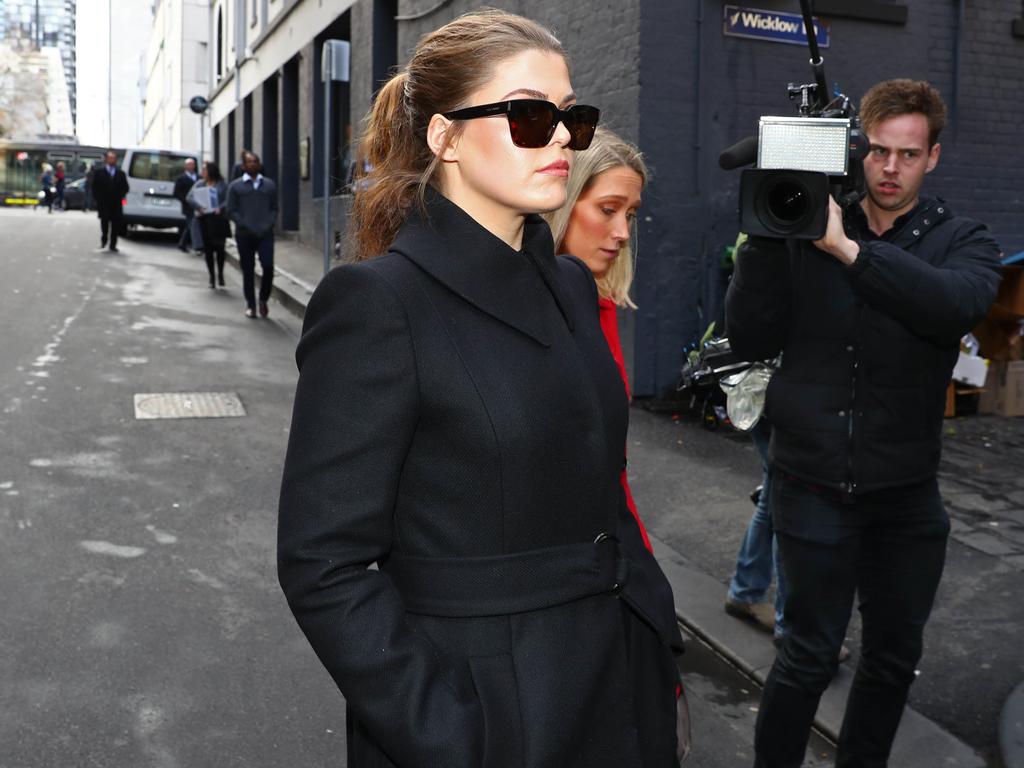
[848,195,954,247]
[389,187,575,347]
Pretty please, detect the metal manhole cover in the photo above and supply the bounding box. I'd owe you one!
[133,392,246,420]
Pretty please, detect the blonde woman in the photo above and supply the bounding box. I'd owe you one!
[278,11,685,767]
[545,126,651,551]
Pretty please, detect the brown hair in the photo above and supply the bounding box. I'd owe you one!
[860,79,948,148]
[350,10,567,260]
[544,127,649,308]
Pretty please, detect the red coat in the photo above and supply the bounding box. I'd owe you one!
[598,298,653,553]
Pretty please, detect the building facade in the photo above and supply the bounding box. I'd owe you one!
[206,0,1024,398]
[74,0,152,148]
[0,0,76,129]
[141,0,210,154]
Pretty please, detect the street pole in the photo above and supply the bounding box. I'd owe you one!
[107,0,112,147]
[320,40,350,276]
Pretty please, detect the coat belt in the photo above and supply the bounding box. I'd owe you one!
[384,534,628,618]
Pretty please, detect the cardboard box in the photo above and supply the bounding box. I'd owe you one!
[983,360,1024,417]
[996,265,1024,316]
[973,314,1023,362]
[952,352,989,387]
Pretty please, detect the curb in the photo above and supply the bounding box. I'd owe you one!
[648,533,986,767]
[1002,681,1024,768]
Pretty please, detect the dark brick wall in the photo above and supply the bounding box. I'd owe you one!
[635,0,1024,396]
[213,0,1024,397]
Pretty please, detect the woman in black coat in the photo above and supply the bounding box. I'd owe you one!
[278,11,685,767]
[187,161,230,289]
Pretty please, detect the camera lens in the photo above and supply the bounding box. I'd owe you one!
[766,179,810,225]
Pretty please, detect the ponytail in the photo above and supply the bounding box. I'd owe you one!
[350,72,432,260]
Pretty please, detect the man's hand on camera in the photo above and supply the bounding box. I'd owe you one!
[813,196,860,266]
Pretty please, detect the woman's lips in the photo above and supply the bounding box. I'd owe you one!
[538,160,570,176]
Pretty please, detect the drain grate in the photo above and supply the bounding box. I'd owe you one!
[133,392,246,420]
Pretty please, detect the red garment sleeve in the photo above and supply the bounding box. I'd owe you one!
[598,299,653,553]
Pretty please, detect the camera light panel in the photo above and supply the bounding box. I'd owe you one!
[758,117,850,175]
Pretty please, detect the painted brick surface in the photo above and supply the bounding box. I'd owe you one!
[212,0,1024,397]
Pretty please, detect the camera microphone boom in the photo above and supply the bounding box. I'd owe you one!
[718,136,759,171]
[721,0,867,240]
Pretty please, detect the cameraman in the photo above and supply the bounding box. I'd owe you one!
[726,79,1001,767]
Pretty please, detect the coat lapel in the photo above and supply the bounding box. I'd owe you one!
[389,189,576,347]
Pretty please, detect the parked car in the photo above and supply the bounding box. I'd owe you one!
[120,147,195,231]
[63,177,88,210]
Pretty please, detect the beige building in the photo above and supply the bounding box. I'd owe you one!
[141,0,211,154]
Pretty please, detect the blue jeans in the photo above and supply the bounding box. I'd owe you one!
[727,418,787,636]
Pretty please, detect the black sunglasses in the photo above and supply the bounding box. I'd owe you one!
[443,99,601,150]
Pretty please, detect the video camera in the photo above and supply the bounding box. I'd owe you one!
[719,0,868,240]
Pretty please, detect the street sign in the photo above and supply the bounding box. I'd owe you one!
[189,95,209,114]
[321,40,350,83]
[723,5,830,48]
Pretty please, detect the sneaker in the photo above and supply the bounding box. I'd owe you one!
[218,273,225,287]
[724,597,775,633]
[259,301,269,318]
[244,307,256,318]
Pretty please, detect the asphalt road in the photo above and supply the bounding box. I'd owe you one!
[0,207,837,766]
[0,208,345,766]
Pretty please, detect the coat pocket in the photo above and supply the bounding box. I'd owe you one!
[468,654,524,768]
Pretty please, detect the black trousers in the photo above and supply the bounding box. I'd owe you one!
[100,209,123,248]
[178,208,194,249]
[753,472,949,768]
[236,232,274,309]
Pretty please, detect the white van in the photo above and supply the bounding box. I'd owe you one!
[120,147,196,230]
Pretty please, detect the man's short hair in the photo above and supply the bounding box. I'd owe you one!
[860,79,948,148]
[243,150,261,164]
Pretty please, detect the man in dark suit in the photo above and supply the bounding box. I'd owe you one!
[91,150,130,252]
[226,151,277,318]
[173,157,199,252]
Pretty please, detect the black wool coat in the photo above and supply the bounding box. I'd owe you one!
[726,196,1001,495]
[278,190,682,768]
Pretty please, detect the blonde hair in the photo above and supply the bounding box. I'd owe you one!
[350,10,566,260]
[545,126,648,308]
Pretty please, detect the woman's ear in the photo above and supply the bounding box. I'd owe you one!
[427,114,458,162]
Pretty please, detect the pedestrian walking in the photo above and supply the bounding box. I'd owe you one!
[39,164,54,213]
[188,161,230,289]
[174,157,199,253]
[727,79,1002,768]
[54,161,66,211]
[90,150,130,252]
[225,151,277,318]
[83,162,94,211]
[545,127,653,552]
[277,11,687,768]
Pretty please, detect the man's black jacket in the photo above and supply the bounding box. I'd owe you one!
[173,172,196,216]
[726,196,1001,495]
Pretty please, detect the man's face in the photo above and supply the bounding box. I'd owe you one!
[185,159,196,174]
[862,112,941,215]
[105,151,117,166]
[242,154,260,176]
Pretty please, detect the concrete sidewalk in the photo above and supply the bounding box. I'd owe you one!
[228,234,990,767]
